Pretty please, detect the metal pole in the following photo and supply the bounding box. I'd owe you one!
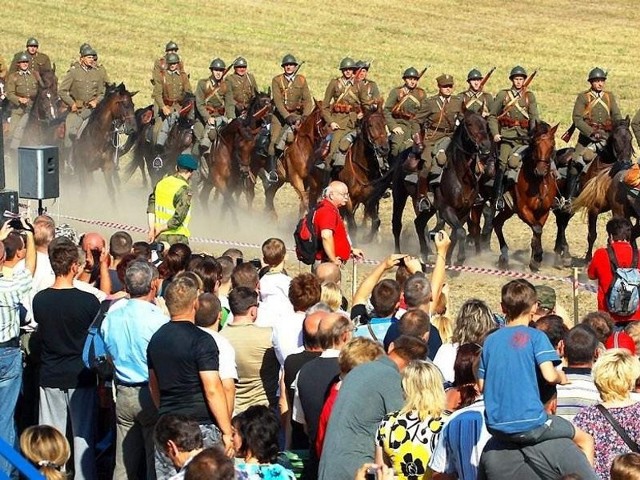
[0,103,5,190]
[351,259,357,302]
[572,267,579,326]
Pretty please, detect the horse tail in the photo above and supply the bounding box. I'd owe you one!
[571,166,612,214]
[365,163,396,211]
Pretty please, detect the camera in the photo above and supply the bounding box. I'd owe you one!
[364,466,378,480]
[149,242,165,254]
[429,231,439,241]
[248,259,262,270]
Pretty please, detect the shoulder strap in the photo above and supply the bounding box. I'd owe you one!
[366,322,379,342]
[607,243,620,272]
[596,404,640,453]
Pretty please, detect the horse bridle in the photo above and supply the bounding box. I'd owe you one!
[454,116,493,176]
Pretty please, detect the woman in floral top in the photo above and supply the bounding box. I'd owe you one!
[232,406,295,480]
[574,349,640,480]
[375,360,448,480]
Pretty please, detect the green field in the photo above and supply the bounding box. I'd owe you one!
[5,0,640,146]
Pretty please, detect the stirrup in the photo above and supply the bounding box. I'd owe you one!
[495,196,505,211]
[266,171,279,183]
[315,162,329,171]
[152,156,164,170]
[417,192,434,212]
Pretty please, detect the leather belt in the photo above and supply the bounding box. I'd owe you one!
[0,338,19,348]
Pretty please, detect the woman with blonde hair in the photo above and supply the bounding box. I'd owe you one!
[375,361,447,480]
[319,281,343,312]
[20,425,70,480]
[574,349,640,479]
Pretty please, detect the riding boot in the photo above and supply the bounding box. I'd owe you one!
[417,174,432,212]
[557,169,579,211]
[492,168,506,211]
[266,155,279,183]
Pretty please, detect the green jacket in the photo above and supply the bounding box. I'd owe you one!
[9,51,52,74]
[5,70,39,107]
[224,72,258,119]
[461,89,493,116]
[147,173,192,234]
[417,94,464,141]
[321,77,365,128]
[383,85,426,130]
[59,62,109,108]
[359,78,382,107]
[152,69,192,111]
[488,88,539,137]
[572,89,622,138]
[151,56,186,86]
[271,73,313,121]
[195,77,227,121]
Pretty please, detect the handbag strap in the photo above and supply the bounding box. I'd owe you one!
[596,404,640,453]
[366,322,379,342]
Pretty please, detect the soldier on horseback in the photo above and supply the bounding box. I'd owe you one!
[356,60,382,109]
[317,57,366,172]
[9,38,52,75]
[461,69,493,116]
[415,74,463,212]
[151,41,186,83]
[5,53,39,150]
[384,67,426,162]
[561,68,622,207]
[224,57,258,119]
[152,53,193,157]
[488,66,539,210]
[194,58,229,157]
[267,54,313,183]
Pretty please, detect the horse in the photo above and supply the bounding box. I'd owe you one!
[571,118,636,259]
[72,82,137,199]
[23,68,67,145]
[199,92,271,218]
[492,121,559,271]
[367,109,494,262]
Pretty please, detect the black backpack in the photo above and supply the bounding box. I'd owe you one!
[294,206,319,265]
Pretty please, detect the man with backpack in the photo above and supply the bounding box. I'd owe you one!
[588,217,640,325]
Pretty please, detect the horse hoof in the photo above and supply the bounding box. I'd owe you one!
[498,256,509,270]
[529,260,541,272]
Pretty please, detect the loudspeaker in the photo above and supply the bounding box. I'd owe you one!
[0,191,18,219]
[18,146,59,200]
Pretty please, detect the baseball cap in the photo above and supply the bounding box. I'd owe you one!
[535,285,556,312]
[604,331,637,355]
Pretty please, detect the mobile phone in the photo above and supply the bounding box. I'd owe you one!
[364,466,378,480]
[429,231,438,241]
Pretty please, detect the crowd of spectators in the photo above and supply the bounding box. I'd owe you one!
[3,213,640,480]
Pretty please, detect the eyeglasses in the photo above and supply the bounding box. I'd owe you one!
[337,191,350,198]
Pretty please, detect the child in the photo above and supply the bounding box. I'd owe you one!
[478,279,594,462]
[258,238,292,309]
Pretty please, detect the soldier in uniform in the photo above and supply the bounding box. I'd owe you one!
[461,69,493,116]
[59,45,110,149]
[224,57,258,120]
[9,38,52,74]
[415,74,463,211]
[383,67,426,162]
[152,52,193,154]
[5,53,39,149]
[267,54,313,183]
[488,66,539,210]
[147,153,197,246]
[356,60,382,109]
[317,57,366,171]
[194,58,228,156]
[151,41,186,85]
[563,68,622,205]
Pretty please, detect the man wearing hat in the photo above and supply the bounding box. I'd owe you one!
[59,45,110,149]
[461,69,493,116]
[9,38,51,74]
[151,41,186,85]
[152,52,193,153]
[317,57,367,172]
[147,153,197,245]
[384,67,426,161]
[488,66,539,210]
[224,57,258,120]
[267,54,313,183]
[562,68,622,207]
[194,58,229,156]
[533,285,557,321]
[5,53,39,149]
[415,74,463,211]
[355,60,381,109]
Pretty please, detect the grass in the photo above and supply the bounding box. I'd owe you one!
[5,0,640,146]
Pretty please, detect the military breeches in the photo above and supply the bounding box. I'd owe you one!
[268,119,284,156]
[389,121,420,158]
[64,109,91,147]
[8,108,29,149]
[329,128,358,157]
[419,136,451,177]
[156,113,179,147]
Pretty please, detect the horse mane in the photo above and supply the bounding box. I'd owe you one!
[571,166,613,214]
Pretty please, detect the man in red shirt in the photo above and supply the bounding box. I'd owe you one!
[588,217,640,324]
[313,181,364,265]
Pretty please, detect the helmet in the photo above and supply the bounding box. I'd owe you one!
[588,67,607,82]
[209,58,226,70]
[467,69,483,81]
[281,54,298,67]
[165,41,179,52]
[165,53,180,65]
[79,43,91,54]
[234,57,248,68]
[80,45,97,57]
[402,67,420,79]
[26,38,38,47]
[16,53,31,63]
[355,60,370,70]
[177,154,198,171]
[509,65,527,79]
[339,57,356,70]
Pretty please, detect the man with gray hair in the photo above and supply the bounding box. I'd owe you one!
[101,260,169,479]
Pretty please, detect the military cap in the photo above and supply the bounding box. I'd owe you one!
[509,65,528,79]
[436,74,454,86]
[209,58,226,70]
[81,45,97,57]
[467,69,483,81]
[165,53,180,64]
[26,38,39,47]
[234,57,248,68]
[177,153,198,171]
[339,57,356,70]
[588,67,607,82]
[281,54,298,67]
[403,67,420,79]
[165,41,179,52]
[16,53,31,63]
[535,285,556,311]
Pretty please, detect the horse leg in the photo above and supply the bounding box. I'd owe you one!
[493,210,511,270]
[469,206,482,255]
[363,201,380,244]
[529,224,544,272]
[585,212,598,262]
[264,182,282,219]
[553,210,572,268]
[392,189,408,254]
[414,211,433,263]
[439,206,467,265]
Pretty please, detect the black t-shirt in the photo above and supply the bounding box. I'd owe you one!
[147,321,220,424]
[108,268,124,293]
[34,288,100,389]
[383,322,443,360]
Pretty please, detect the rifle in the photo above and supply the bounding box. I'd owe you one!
[561,124,576,143]
[497,69,537,119]
[291,61,305,78]
[391,65,429,117]
[416,65,430,84]
[221,57,240,81]
[478,66,496,91]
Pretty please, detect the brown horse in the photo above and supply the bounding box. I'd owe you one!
[493,121,559,271]
[73,83,137,199]
[571,118,636,259]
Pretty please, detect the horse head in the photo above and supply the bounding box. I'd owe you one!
[362,102,390,159]
[168,115,195,152]
[608,116,634,163]
[528,120,558,177]
[457,110,494,177]
[110,82,138,135]
[33,68,62,123]
[243,91,272,129]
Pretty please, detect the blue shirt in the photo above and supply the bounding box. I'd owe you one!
[478,325,559,434]
[354,317,393,342]
[101,298,169,384]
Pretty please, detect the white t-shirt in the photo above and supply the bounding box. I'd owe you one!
[433,342,459,384]
[272,310,305,366]
[199,327,238,381]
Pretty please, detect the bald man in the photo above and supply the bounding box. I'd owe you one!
[78,232,111,294]
[315,262,342,285]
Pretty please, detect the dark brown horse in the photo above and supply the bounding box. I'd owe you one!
[571,118,636,259]
[73,83,137,199]
[493,121,559,271]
